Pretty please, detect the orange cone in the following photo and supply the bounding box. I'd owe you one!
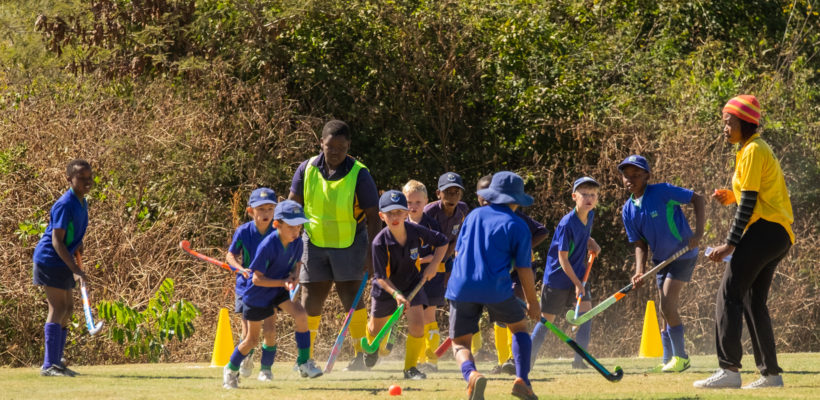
[210,308,234,367]
[638,300,663,358]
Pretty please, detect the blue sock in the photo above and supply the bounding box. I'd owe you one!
[667,324,687,359]
[512,332,532,386]
[660,329,672,364]
[228,347,247,371]
[295,331,311,364]
[59,327,68,365]
[43,323,61,369]
[460,360,477,383]
[573,314,590,364]
[529,322,547,367]
[260,344,277,370]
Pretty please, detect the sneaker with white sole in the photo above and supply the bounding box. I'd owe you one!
[257,369,273,382]
[742,374,783,389]
[344,352,368,371]
[662,356,690,372]
[223,365,239,389]
[40,365,69,377]
[647,362,666,373]
[298,359,323,378]
[239,355,253,377]
[693,368,741,388]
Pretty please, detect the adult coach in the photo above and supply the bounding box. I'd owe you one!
[289,120,381,371]
[694,95,793,389]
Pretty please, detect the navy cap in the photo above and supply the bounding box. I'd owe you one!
[379,190,409,212]
[274,200,308,225]
[248,188,277,208]
[437,172,465,191]
[475,171,534,206]
[572,176,601,192]
[618,155,650,173]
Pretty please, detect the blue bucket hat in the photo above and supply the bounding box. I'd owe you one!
[475,171,533,206]
[248,187,277,208]
[274,200,309,225]
[437,172,465,191]
[618,155,650,173]
[379,190,409,212]
[572,176,601,193]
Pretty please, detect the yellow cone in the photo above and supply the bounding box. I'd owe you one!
[210,308,234,367]
[639,300,663,358]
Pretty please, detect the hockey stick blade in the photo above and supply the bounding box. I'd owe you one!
[81,282,104,335]
[541,317,622,382]
[179,240,248,278]
[360,278,426,353]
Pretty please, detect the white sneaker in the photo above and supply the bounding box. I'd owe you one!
[257,369,273,382]
[298,359,323,378]
[239,355,253,377]
[693,369,741,388]
[742,374,783,389]
[222,365,239,389]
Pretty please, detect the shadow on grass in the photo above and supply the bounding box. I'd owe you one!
[110,375,211,380]
[299,386,438,395]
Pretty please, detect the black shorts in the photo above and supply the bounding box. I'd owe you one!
[32,263,76,290]
[540,284,592,316]
[242,291,290,321]
[299,229,368,283]
[448,296,526,338]
[422,272,447,307]
[371,290,428,318]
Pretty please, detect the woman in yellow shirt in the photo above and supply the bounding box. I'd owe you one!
[694,95,793,390]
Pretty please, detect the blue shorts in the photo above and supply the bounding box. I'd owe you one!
[448,296,526,338]
[540,284,592,316]
[234,295,245,314]
[300,228,368,283]
[422,272,447,307]
[371,288,428,318]
[242,291,289,321]
[655,256,697,287]
[32,263,75,290]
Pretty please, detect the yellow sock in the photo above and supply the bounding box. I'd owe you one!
[424,322,440,364]
[307,315,321,359]
[366,325,376,344]
[350,308,367,354]
[506,327,514,361]
[418,323,430,364]
[494,323,511,365]
[379,327,390,356]
[472,330,483,354]
[405,335,424,370]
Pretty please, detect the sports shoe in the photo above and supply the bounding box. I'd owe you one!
[417,362,438,373]
[662,356,690,373]
[571,359,589,370]
[742,374,783,389]
[489,364,504,374]
[239,354,253,377]
[466,371,487,400]
[222,365,239,389]
[257,369,273,381]
[501,358,517,375]
[40,365,69,377]
[298,359,323,378]
[55,363,79,377]
[344,352,368,371]
[511,377,538,400]
[647,362,666,373]
[364,351,379,369]
[403,366,427,380]
[693,369,741,388]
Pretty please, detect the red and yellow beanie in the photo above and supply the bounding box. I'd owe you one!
[723,95,760,125]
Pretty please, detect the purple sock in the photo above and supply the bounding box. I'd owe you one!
[512,332,532,386]
[228,347,246,371]
[43,323,61,369]
[661,328,672,363]
[573,314,590,364]
[530,322,547,367]
[260,344,277,369]
[460,360,477,382]
[667,324,687,359]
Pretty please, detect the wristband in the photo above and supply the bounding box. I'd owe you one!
[392,290,402,299]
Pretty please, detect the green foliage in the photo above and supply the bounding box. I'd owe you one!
[97,278,200,362]
[15,213,47,247]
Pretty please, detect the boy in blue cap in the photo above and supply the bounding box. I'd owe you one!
[33,159,93,377]
[365,190,449,379]
[446,171,541,400]
[223,200,322,389]
[225,187,276,380]
[618,155,705,373]
[530,176,602,370]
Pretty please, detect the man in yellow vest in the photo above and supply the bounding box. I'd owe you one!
[288,120,382,370]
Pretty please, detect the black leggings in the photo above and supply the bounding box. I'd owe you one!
[715,219,791,375]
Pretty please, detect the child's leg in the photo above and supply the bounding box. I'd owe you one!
[302,281,332,359]
[418,306,436,364]
[229,320,262,371]
[278,300,312,364]
[366,316,389,347]
[530,312,554,366]
[508,319,533,386]
[661,278,688,359]
[260,315,278,371]
[573,300,592,365]
[335,280,368,355]
[404,305,425,371]
[657,286,672,364]
[59,288,73,365]
[43,286,71,369]
[493,322,510,365]
[506,327,513,360]
[471,329,483,354]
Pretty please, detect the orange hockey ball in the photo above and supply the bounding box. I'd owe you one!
[388,384,402,396]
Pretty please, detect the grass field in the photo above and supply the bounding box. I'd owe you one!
[1,353,818,399]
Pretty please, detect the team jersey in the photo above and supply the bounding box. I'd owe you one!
[371,221,448,298]
[621,183,698,263]
[543,208,593,290]
[33,189,88,268]
[243,230,302,308]
[228,221,275,298]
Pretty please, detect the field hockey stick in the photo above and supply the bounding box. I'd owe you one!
[324,273,368,373]
[384,325,396,352]
[434,337,452,357]
[540,317,623,382]
[289,283,301,301]
[360,278,426,354]
[179,240,249,278]
[76,254,103,335]
[565,246,689,326]
[574,252,596,320]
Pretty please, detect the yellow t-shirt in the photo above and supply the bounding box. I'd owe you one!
[732,134,794,243]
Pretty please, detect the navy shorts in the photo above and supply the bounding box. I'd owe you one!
[655,256,697,287]
[32,263,76,290]
[242,291,289,321]
[422,272,447,307]
[300,228,368,283]
[371,289,428,318]
[448,296,526,338]
[540,284,592,316]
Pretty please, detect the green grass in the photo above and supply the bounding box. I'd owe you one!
[2,353,818,399]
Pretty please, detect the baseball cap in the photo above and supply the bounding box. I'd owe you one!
[274,200,308,225]
[572,176,600,192]
[437,172,465,191]
[618,155,650,173]
[475,171,534,206]
[248,187,277,208]
[379,190,409,212]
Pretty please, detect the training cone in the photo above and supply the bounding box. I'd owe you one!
[638,300,663,358]
[210,307,234,367]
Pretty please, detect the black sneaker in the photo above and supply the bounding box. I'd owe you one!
[489,364,504,374]
[364,351,379,368]
[571,359,589,370]
[344,352,369,371]
[404,366,427,380]
[501,358,517,375]
[56,363,79,377]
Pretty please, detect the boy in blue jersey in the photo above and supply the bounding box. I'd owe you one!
[223,200,322,389]
[530,177,602,370]
[33,159,93,377]
[365,190,449,379]
[225,188,276,380]
[446,172,541,400]
[618,155,705,373]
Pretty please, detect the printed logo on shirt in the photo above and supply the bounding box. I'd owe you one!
[410,247,419,260]
[451,224,460,236]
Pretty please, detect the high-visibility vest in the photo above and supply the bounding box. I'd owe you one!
[303,156,366,248]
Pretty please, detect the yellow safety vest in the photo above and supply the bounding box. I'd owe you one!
[303,156,366,248]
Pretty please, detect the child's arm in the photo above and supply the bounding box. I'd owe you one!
[422,244,448,282]
[251,270,289,288]
[630,240,649,288]
[515,267,541,320]
[587,237,601,255]
[689,192,706,250]
[286,262,301,290]
[376,278,409,308]
[225,251,251,277]
[558,250,584,298]
[52,228,86,281]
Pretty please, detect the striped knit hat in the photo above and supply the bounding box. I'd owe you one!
[723,95,761,125]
